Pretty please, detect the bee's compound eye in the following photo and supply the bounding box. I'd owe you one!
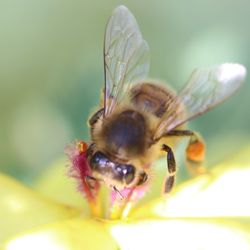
[89,151,108,170]
[115,164,135,185]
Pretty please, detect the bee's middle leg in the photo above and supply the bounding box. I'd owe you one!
[162,144,176,193]
[167,130,206,175]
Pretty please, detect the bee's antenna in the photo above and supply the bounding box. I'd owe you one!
[112,186,124,200]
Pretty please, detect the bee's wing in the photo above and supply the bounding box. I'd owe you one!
[154,63,246,139]
[103,5,150,117]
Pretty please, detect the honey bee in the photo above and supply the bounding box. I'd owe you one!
[86,5,246,194]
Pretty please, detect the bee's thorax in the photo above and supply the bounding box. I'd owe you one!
[100,109,149,158]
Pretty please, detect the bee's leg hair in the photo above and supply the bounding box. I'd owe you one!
[88,108,104,127]
[162,144,176,193]
[166,130,206,175]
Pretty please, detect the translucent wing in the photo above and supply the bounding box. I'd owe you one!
[154,63,246,139]
[104,5,150,116]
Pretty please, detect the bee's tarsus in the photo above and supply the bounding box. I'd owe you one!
[164,175,175,193]
[162,144,176,193]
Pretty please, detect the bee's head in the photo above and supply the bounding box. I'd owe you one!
[88,151,148,187]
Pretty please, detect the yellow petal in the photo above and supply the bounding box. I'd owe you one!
[109,218,250,250]
[3,219,118,250]
[0,173,79,243]
[131,146,250,219]
[34,158,89,213]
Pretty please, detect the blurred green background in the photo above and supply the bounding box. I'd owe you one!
[0,0,249,184]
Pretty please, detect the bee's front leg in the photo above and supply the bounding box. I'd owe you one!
[162,144,176,193]
[88,108,104,127]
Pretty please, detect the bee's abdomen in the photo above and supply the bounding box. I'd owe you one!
[102,110,147,156]
[130,82,176,118]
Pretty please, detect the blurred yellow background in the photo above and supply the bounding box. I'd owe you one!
[0,0,249,183]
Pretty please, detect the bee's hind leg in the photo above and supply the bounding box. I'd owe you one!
[162,144,176,193]
[167,130,206,176]
[185,132,206,175]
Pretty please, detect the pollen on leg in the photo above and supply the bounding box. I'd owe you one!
[186,140,205,162]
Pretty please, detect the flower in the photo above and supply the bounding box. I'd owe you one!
[1,146,250,249]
